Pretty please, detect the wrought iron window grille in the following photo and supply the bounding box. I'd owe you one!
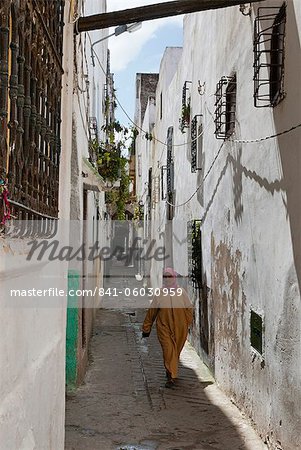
[153,176,160,206]
[253,3,287,108]
[179,81,192,133]
[89,117,98,139]
[187,219,202,289]
[160,165,167,200]
[214,75,237,140]
[191,114,203,173]
[166,190,175,221]
[0,0,65,230]
[166,126,175,220]
[147,167,152,216]
[88,116,98,163]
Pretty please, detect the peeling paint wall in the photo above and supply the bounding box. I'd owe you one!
[136,1,301,448]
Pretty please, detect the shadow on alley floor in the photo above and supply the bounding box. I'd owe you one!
[65,272,266,450]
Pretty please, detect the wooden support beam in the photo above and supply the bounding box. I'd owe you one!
[77,0,265,33]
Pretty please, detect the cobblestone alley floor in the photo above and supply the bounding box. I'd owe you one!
[65,275,267,450]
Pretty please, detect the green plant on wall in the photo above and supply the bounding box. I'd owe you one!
[88,120,128,183]
[179,100,191,134]
[94,119,135,219]
[105,159,131,219]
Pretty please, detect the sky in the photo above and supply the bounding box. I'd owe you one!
[107,1,183,125]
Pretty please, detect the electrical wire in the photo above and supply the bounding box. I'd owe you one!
[86,31,207,149]
[229,123,301,143]
[86,31,301,211]
[165,117,301,209]
[165,139,226,208]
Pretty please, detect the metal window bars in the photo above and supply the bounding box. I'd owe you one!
[191,114,203,173]
[166,127,174,194]
[160,165,167,200]
[182,81,192,109]
[187,219,202,289]
[89,117,98,140]
[214,75,237,140]
[179,80,192,132]
[166,126,175,220]
[0,0,65,231]
[253,3,287,108]
[153,176,160,206]
[89,117,98,163]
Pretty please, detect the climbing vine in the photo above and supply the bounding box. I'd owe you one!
[179,101,191,134]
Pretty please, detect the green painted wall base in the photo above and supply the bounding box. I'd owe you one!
[66,269,80,391]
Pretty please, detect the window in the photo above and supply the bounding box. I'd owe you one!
[89,117,98,163]
[191,114,203,172]
[179,81,192,133]
[160,92,163,120]
[253,3,287,107]
[148,167,152,217]
[138,154,142,177]
[0,0,64,227]
[161,165,167,200]
[250,310,264,355]
[187,219,202,289]
[166,127,175,220]
[153,176,160,206]
[214,75,237,139]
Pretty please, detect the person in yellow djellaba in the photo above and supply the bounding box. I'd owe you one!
[142,268,194,388]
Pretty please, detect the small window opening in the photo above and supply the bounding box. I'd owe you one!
[191,114,203,172]
[253,3,287,107]
[160,92,163,120]
[250,310,264,355]
[214,75,237,139]
[187,219,202,290]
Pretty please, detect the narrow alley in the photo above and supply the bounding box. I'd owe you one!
[65,274,266,450]
[2,1,301,449]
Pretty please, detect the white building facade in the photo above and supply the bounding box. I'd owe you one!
[0,0,108,448]
[136,2,301,449]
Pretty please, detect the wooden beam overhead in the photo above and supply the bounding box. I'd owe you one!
[77,0,265,33]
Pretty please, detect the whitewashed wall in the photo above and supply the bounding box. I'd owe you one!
[0,2,74,448]
[147,2,301,449]
[71,0,108,302]
[0,0,108,448]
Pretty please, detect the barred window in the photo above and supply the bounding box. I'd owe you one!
[148,167,152,216]
[179,81,192,133]
[160,165,167,200]
[253,3,287,107]
[214,75,237,140]
[191,114,203,173]
[166,126,174,220]
[0,0,65,227]
[187,219,202,289]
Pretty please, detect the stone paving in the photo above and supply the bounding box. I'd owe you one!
[65,279,267,450]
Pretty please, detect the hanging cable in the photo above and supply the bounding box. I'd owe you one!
[87,31,301,211]
[165,140,226,208]
[86,31,207,149]
[229,123,301,143]
[165,119,301,209]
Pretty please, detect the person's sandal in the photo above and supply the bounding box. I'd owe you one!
[165,379,175,389]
